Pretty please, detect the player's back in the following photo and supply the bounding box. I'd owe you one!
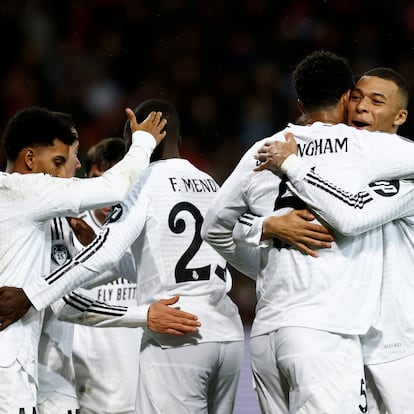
[132,159,243,346]
[238,122,403,338]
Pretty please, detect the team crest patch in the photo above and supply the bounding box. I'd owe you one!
[105,204,123,224]
[369,180,399,197]
[51,242,71,265]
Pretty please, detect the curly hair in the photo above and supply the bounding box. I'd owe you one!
[293,50,355,112]
[3,106,77,161]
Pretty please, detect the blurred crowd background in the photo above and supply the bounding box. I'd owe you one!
[1,0,414,322]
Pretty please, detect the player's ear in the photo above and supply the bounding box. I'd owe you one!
[394,109,408,128]
[23,147,35,171]
[341,90,351,107]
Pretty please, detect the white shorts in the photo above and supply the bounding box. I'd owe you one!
[136,340,244,414]
[0,361,37,414]
[365,367,387,414]
[367,354,414,414]
[250,327,367,414]
[37,392,79,414]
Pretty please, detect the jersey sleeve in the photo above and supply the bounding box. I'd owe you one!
[282,155,414,236]
[24,181,149,310]
[201,148,261,280]
[232,212,271,247]
[32,131,155,222]
[51,291,148,328]
[80,250,136,288]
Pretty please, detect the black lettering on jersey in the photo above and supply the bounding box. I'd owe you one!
[273,176,306,250]
[169,177,179,191]
[104,204,123,224]
[297,137,348,157]
[51,242,71,266]
[368,180,399,197]
[181,178,218,193]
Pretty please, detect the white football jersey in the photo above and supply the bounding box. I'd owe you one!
[363,214,414,364]
[0,131,154,385]
[72,210,141,413]
[38,217,79,404]
[202,122,414,339]
[269,163,414,365]
[27,159,244,346]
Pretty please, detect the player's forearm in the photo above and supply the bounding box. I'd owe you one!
[25,222,136,310]
[283,157,414,235]
[233,213,269,247]
[80,252,136,289]
[201,213,259,280]
[78,131,155,211]
[52,291,148,328]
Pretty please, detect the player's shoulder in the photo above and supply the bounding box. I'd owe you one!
[1,171,56,192]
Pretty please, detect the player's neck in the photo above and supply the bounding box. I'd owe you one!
[305,108,346,125]
[6,160,24,174]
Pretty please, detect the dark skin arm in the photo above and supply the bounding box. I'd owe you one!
[0,287,32,331]
[66,217,96,246]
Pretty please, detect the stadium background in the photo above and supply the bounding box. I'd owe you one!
[1,1,413,412]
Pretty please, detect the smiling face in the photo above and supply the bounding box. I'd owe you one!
[347,75,407,133]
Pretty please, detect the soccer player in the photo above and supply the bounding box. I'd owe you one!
[201,51,414,413]
[38,112,84,414]
[72,137,142,414]
[5,99,245,413]
[253,68,413,414]
[0,105,166,414]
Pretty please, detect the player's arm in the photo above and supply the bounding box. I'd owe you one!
[79,250,136,289]
[66,216,97,246]
[52,292,200,335]
[0,186,147,330]
[22,180,149,314]
[254,130,414,181]
[233,209,334,257]
[255,133,414,235]
[201,146,263,280]
[31,109,166,223]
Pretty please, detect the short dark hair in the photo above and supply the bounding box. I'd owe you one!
[123,99,179,147]
[85,137,126,176]
[293,50,355,112]
[3,107,77,161]
[361,67,409,109]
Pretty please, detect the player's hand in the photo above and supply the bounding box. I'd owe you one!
[262,209,334,257]
[67,217,96,246]
[125,108,167,145]
[147,295,201,335]
[0,287,32,331]
[254,132,298,172]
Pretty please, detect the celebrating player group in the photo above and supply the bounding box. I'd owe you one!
[0,49,413,414]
